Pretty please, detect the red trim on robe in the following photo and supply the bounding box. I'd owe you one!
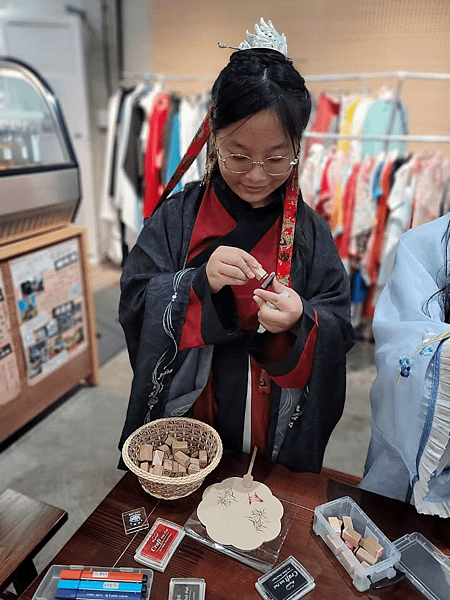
[179,286,207,350]
[272,309,318,388]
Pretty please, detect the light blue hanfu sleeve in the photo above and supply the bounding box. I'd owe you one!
[360,213,450,517]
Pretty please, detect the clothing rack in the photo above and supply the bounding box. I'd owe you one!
[302,71,450,149]
[120,70,450,145]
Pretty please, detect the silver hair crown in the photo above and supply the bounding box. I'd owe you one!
[239,18,287,56]
[218,18,287,57]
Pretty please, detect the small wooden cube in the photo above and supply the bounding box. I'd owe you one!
[152,449,165,466]
[139,443,153,462]
[190,449,199,459]
[172,440,189,453]
[199,450,208,469]
[355,547,378,565]
[140,461,149,472]
[165,435,177,446]
[158,444,170,453]
[178,464,187,475]
[150,464,164,476]
[342,527,361,547]
[174,450,191,467]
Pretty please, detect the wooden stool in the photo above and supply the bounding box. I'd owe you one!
[0,489,68,598]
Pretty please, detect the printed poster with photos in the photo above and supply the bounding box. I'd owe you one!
[0,270,21,404]
[9,238,88,385]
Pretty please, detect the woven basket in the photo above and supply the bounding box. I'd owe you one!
[122,417,223,500]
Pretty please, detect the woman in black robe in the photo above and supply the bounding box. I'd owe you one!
[118,23,354,472]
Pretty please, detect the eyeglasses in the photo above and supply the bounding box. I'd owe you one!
[215,148,298,176]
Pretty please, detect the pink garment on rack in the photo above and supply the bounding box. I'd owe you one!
[410,153,450,228]
[349,155,377,265]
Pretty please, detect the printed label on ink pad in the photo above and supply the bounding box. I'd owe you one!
[168,578,205,600]
[134,518,185,572]
[255,556,315,600]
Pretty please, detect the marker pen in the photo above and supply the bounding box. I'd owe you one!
[57,581,144,593]
[59,571,146,584]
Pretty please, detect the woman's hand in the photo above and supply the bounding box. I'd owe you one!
[253,276,303,333]
[206,246,262,293]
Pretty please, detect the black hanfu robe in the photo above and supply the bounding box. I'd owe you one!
[119,173,354,472]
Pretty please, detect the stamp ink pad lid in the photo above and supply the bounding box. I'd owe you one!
[168,578,206,600]
[255,556,315,600]
[134,518,185,572]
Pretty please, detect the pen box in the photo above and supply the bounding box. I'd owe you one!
[31,565,153,600]
[313,496,401,592]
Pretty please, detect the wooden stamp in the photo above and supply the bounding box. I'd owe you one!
[152,449,165,466]
[342,516,353,530]
[355,547,378,565]
[163,459,173,475]
[342,527,362,547]
[173,451,191,467]
[150,464,164,476]
[172,440,189,453]
[328,516,342,535]
[199,450,208,469]
[139,443,153,462]
[362,536,384,559]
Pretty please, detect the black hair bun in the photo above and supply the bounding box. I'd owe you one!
[230,47,293,66]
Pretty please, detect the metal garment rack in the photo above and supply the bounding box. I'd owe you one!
[119,70,450,149]
[301,71,450,151]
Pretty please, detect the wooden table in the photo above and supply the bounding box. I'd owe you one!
[0,489,67,596]
[19,451,450,600]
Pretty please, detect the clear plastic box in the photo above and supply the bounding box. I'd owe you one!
[393,532,450,600]
[31,565,153,600]
[313,496,401,592]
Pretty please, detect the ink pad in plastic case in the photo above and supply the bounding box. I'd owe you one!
[134,518,185,572]
[168,578,206,600]
[255,556,315,600]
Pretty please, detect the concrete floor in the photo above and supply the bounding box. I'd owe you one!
[0,264,376,577]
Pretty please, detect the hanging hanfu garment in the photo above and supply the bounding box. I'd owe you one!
[116,82,149,257]
[100,87,134,265]
[410,153,450,228]
[303,92,340,158]
[143,92,171,217]
[361,97,409,158]
[348,97,374,163]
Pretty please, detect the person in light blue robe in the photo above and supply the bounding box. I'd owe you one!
[360,213,450,517]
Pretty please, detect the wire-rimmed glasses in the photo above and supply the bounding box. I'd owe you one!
[215,148,298,176]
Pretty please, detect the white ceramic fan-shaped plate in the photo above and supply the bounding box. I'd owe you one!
[197,476,284,550]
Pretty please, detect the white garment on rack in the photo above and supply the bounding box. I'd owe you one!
[179,93,210,186]
[114,82,148,254]
[100,88,126,265]
[349,97,374,162]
